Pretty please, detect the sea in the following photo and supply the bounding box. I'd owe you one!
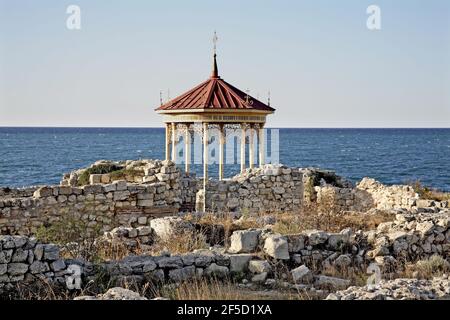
[0,128,449,191]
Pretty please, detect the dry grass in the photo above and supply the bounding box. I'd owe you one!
[409,180,450,201]
[154,277,310,300]
[183,204,394,244]
[402,255,450,280]
[321,265,369,287]
[148,229,209,255]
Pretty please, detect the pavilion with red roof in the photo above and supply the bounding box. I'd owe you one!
[155,34,275,205]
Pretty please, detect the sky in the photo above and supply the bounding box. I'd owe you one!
[0,0,449,128]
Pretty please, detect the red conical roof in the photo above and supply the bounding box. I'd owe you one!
[155,55,275,113]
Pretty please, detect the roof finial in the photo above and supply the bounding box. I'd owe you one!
[211,31,219,78]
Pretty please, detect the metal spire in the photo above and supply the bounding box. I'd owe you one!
[211,31,219,78]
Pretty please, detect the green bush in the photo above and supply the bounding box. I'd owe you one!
[36,214,102,261]
[109,169,143,181]
[77,163,123,186]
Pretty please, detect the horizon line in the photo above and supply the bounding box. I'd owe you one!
[0,126,449,129]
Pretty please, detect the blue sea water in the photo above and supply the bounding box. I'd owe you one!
[0,128,449,191]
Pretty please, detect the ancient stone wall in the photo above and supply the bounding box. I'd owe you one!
[202,165,305,214]
[314,177,419,212]
[0,180,180,235]
[61,159,179,186]
[2,159,440,236]
[0,187,39,200]
[1,208,448,292]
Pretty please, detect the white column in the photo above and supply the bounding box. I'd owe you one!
[184,124,190,174]
[203,123,208,186]
[165,123,170,161]
[249,124,254,169]
[203,123,208,212]
[219,124,225,180]
[240,124,246,174]
[171,123,177,162]
[259,124,265,167]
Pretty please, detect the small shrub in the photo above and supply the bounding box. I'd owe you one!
[35,214,102,261]
[109,169,143,181]
[77,163,123,186]
[409,180,450,201]
[405,255,450,279]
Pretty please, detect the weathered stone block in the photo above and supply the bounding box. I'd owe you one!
[33,187,53,198]
[169,266,196,282]
[228,229,261,254]
[227,254,253,273]
[51,259,66,272]
[29,261,50,274]
[204,263,229,278]
[157,256,183,269]
[264,234,289,260]
[249,260,272,274]
[89,174,102,185]
[291,265,313,284]
[8,263,28,276]
[43,244,59,261]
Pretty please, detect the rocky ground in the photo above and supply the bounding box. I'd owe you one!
[327,275,450,300]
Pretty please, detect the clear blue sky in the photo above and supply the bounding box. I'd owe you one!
[0,0,449,127]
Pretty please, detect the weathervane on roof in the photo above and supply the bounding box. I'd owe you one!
[213,31,218,55]
[268,90,271,107]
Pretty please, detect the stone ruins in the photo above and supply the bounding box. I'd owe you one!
[0,159,448,299]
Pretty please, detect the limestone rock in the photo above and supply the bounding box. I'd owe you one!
[8,263,29,276]
[314,275,351,290]
[75,287,147,300]
[249,260,272,274]
[205,263,229,278]
[150,217,194,242]
[227,254,253,273]
[263,234,289,260]
[168,266,196,282]
[291,265,313,284]
[228,229,261,254]
[251,272,268,283]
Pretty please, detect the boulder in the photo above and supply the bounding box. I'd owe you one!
[227,254,253,273]
[306,230,329,246]
[286,234,306,253]
[334,254,352,268]
[205,263,229,279]
[43,244,60,261]
[168,266,196,282]
[157,256,183,269]
[228,229,261,253]
[75,287,147,300]
[29,261,50,274]
[291,265,313,284]
[249,260,272,274]
[251,272,268,283]
[263,234,289,260]
[150,217,194,242]
[7,263,28,276]
[314,275,351,290]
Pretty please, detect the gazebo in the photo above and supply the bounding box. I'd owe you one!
[155,35,275,204]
